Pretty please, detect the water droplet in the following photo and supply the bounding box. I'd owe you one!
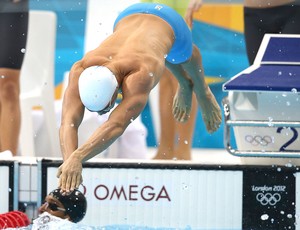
[268,117,274,127]
[149,72,154,77]
[277,167,282,172]
[261,214,269,220]
[182,184,189,190]
[184,140,188,145]
[21,48,26,53]
[291,88,297,93]
[287,214,293,218]
[70,123,74,127]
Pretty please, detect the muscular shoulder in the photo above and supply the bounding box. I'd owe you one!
[121,67,159,99]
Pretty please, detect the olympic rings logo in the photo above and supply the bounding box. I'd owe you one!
[256,193,281,206]
[245,135,273,146]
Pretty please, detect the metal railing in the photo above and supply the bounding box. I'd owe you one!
[222,97,300,158]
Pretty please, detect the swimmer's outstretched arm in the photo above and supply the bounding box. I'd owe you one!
[59,63,85,161]
[57,72,152,193]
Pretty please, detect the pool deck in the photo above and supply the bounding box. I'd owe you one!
[5,147,300,166]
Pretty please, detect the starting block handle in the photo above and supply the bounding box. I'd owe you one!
[226,120,300,128]
[222,97,300,158]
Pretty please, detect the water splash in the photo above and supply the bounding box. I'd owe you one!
[291,88,297,93]
[261,214,269,220]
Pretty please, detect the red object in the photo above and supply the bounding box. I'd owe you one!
[5,213,18,227]
[0,211,30,229]
[0,214,13,228]
[0,217,8,229]
[13,211,30,226]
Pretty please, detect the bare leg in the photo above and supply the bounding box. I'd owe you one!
[174,92,197,160]
[0,68,21,155]
[167,45,222,133]
[153,69,176,160]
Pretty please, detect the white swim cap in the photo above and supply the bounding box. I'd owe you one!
[78,66,118,112]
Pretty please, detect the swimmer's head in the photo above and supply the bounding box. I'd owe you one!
[48,189,87,223]
[79,66,118,115]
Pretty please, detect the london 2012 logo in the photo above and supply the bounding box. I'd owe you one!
[252,185,286,206]
[256,193,281,206]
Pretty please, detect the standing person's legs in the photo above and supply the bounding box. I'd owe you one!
[174,92,196,160]
[0,7,29,155]
[0,69,21,155]
[154,67,197,161]
[281,5,300,34]
[153,69,177,160]
[243,7,267,65]
[243,5,298,65]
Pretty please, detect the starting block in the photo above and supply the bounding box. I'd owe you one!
[222,34,300,158]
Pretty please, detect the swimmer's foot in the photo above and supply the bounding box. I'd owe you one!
[197,87,222,133]
[172,86,192,122]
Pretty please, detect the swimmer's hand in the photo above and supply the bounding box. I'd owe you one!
[57,155,83,195]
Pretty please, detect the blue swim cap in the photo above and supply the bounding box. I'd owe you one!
[78,66,118,112]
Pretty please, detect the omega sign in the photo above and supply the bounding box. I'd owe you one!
[80,184,171,202]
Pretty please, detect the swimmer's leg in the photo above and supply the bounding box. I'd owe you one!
[167,45,221,133]
[181,45,221,133]
[165,62,193,123]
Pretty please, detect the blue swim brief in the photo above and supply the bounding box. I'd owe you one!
[113,3,193,64]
